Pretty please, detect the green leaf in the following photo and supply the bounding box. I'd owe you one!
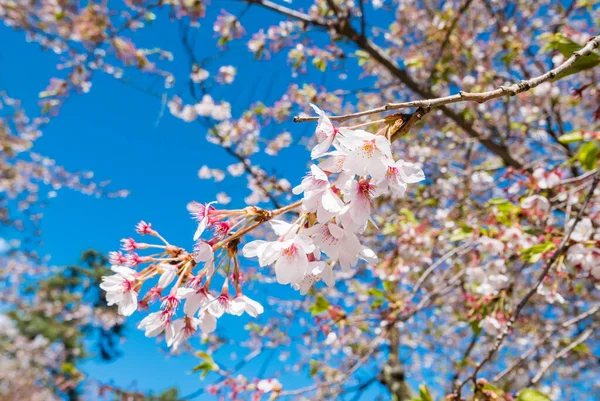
[60,362,77,374]
[578,141,599,170]
[309,360,319,376]
[367,288,384,298]
[308,293,330,316]
[517,389,551,401]
[558,131,585,144]
[520,242,556,263]
[191,362,218,378]
[449,226,473,242]
[418,384,433,401]
[312,57,327,72]
[192,351,219,378]
[487,198,510,205]
[399,208,417,224]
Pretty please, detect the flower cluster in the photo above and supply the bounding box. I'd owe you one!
[99,105,424,348]
[242,105,425,293]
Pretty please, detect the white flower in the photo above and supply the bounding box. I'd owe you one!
[318,150,346,173]
[537,283,565,304]
[191,68,209,82]
[100,265,138,316]
[533,168,560,189]
[231,295,264,317]
[565,244,600,276]
[293,165,344,223]
[293,261,334,294]
[179,105,197,122]
[157,264,177,289]
[138,311,176,346]
[195,95,214,117]
[171,317,198,350]
[471,171,494,185]
[306,223,361,271]
[194,241,214,274]
[567,218,594,242]
[376,159,425,197]
[188,201,216,240]
[198,310,217,333]
[336,128,393,180]
[521,195,550,213]
[217,65,236,84]
[309,104,338,159]
[480,316,502,336]
[342,178,377,227]
[208,293,245,318]
[242,221,315,284]
[180,287,215,317]
[478,237,504,255]
[257,378,282,393]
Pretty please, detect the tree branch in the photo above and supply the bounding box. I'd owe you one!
[295,34,600,124]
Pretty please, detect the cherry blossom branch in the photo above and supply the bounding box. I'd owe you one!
[211,200,302,251]
[294,34,600,124]
[453,169,600,397]
[529,327,594,385]
[492,304,600,382]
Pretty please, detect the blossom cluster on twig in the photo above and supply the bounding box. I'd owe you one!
[99,105,425,348]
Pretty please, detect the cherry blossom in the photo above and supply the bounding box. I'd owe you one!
[99,265,138,316]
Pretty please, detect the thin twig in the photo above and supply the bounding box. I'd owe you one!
[530,327,594,384]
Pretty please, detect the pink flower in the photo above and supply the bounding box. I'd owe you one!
[100,265,139,316]
[309,104,339,159]
[138,310,176,346]
[342,178,377,227]
[108,251,127,265]
[120,238,138,251]
[243,221,315,284]
[293,261,334,294]
[521,195,550,213]
[208,281,245,317]
[376,159,425,197]
[306,222,362,271]
[188,201,217,240]
[293,165,343,223]
[135,220,154,235]
[231,294,264,317]
[171,317,197,350]
[336,129,392,180]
